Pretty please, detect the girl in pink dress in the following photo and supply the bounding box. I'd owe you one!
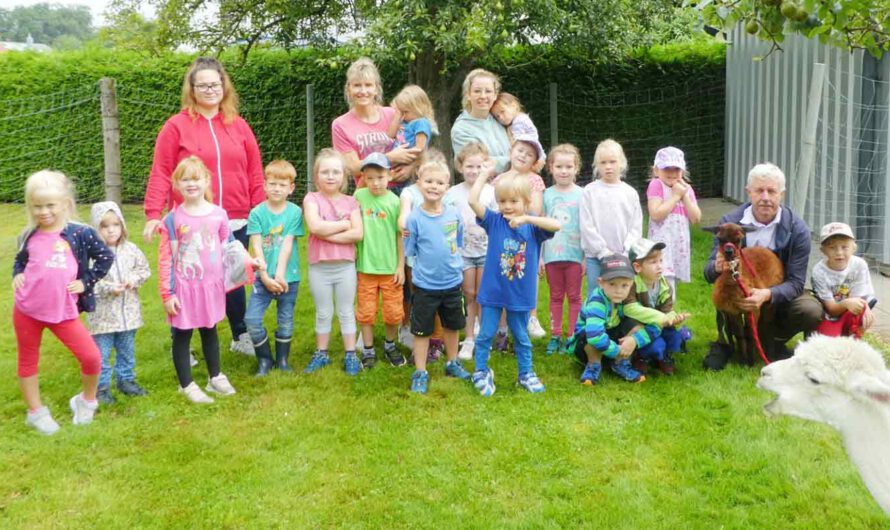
[646,146,702,295]
[159,156,238,404]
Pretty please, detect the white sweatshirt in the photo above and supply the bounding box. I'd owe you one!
[579,179,643,259]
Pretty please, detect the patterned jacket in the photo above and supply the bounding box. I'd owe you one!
[87,241,150,334]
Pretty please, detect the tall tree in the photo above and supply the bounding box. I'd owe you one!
[110,0,693,158]
[694,0,890,57]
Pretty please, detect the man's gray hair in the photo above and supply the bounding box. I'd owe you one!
[747,162,786,192]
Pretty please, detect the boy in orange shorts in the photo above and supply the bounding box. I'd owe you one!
[355,153,406,367]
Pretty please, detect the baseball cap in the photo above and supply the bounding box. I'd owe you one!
[820,222,855,244]
[654,146,686,171]
[360,152,391,170]
[599,254,635,281]
[629,238,666,263]
[513,135,546,164]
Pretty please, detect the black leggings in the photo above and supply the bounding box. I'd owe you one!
[172,326,220,387]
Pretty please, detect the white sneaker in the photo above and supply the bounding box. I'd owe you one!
[189,350,199,367]
[206,373,236,396]
[179,382,214,404]
[458,339,475,361]
[230,332,255,356]
[527,315,546,339]
[26,406,60,435]
[399,325,414,349]
[474,320,480,337]
[69,393,98,425]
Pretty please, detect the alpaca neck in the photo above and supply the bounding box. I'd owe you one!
[837,403,890,515]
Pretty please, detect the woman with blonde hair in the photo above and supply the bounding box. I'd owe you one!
[332,57,419,186]
[143,56,265,356]
[450,68,511,177]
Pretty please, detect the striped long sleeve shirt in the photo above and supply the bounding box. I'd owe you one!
[570,287,660,359]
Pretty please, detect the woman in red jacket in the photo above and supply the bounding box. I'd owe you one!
[143,56,265,356]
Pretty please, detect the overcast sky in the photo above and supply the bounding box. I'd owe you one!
[0,0,154,26]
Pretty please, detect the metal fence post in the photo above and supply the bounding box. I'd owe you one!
[306,84,315,192]
[549,82,558,148]
[99,78,121,204]
[792,63,825,216]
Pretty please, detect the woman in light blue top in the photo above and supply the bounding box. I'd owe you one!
[450,69,511,176]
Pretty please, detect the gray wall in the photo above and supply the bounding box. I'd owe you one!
[724,27,890,264]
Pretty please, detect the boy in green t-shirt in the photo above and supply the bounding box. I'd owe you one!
[245,160,305,376]
[355,153,406,368]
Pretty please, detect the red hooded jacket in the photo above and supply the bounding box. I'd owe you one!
[144,109,265,221]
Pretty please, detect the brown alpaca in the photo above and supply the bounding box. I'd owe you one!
[703,223,785,365]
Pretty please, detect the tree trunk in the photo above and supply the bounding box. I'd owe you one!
[409,48,474,170]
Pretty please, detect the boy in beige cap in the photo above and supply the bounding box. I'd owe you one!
[811,222,876,337]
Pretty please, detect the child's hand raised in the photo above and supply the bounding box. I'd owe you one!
[12,273,25,291]
[164,296,181,316]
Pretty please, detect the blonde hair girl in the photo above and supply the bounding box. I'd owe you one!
[579,139,642,297]
[388,84,439,152]
[159,156,239,404]
[13,170,114,434]
[302,148,364,375]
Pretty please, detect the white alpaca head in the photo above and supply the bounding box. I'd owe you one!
[757,335,890,426]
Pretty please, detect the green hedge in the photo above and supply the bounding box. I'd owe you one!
[0,41,725,203]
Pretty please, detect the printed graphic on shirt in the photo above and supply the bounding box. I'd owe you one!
[46,240,71,269]
[263,224,285,252]
[356,131,391,155]
[547,195,580,256]
[500,238,527,281]
[364,207,388,220]
[832,283,851,302]
[444,220,459,255]
[175,223,219,280]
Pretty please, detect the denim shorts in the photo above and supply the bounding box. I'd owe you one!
[462,255,486,271]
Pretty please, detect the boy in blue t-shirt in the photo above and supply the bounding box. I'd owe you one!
[468,172,561,396]
[404,156,472,394]
[245,160,305,375]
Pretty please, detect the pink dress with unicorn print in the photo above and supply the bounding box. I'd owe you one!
[158,205,230,329]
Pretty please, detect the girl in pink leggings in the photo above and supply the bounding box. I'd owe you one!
[542,144,585,355]
[12,170,113,435]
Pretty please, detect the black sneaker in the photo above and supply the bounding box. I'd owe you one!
[384,343,406,367]
[702,342,733,371]
[117,379,148,397]
[96,386,116,405]
[361,350,377,369]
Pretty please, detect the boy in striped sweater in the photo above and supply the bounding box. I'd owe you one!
[566,254,660,385]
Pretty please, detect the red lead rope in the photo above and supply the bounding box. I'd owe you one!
[722,242,771,366]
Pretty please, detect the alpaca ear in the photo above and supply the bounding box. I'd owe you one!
[849,372,890,405]
[741,225,758,233]
[701,225,718,234]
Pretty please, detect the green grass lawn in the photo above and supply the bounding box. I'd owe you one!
[1,203,887,527]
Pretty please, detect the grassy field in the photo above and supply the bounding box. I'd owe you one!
[0,203,887,528]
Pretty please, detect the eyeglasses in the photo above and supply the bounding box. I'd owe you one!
[194,82,223,93]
